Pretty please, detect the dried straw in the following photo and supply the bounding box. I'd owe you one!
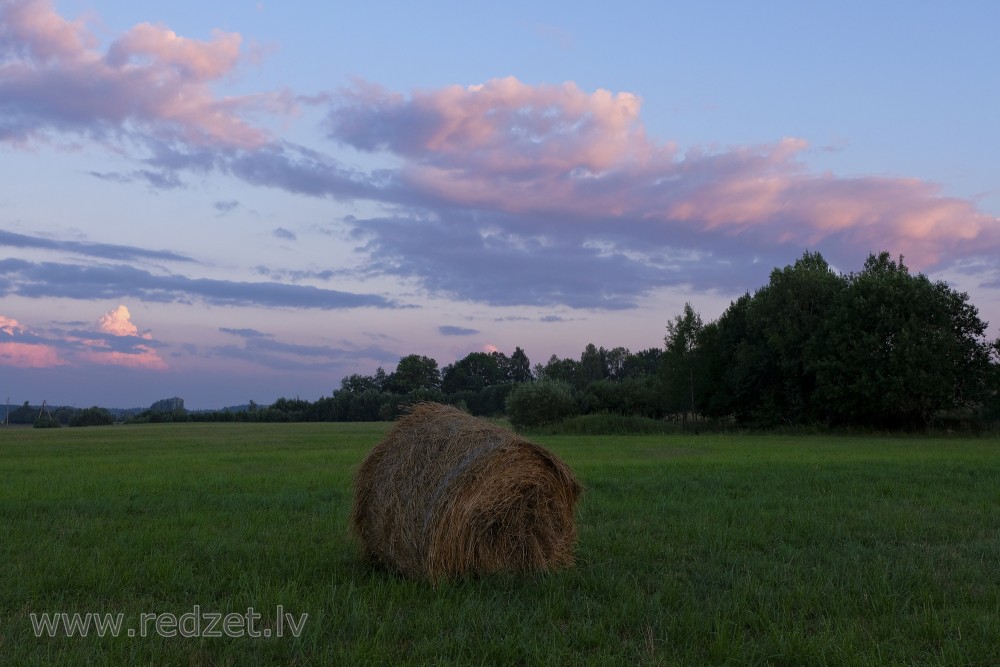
[351,402,582,581]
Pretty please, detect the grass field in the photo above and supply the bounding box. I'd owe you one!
[2,423,999,665]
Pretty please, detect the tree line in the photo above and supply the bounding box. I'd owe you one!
[9,251,999,431]
[134,251,1000,431]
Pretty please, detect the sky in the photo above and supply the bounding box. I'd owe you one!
[1,0,999,409]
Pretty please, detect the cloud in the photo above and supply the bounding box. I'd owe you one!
[439,325,479,336]
[215,326,396,371]
[0,228,194,263]
[0,314,23,335]
[0,340,64,367]
[0,314,65,367]
[325,77,1000,307]
[214,200,239,213]
[350,214,750,308]
[0,0,292,149]
[254,265,339,282]
[78,304,166,369]
[97,304,145,337]
[6,2,996,311]
[218,140,388,199]
[273,227,297,241]
[88,169,185,189]
[326,77,651,174]
[218,327,269,339]
[0,306,167,369]
[0,258,402,309]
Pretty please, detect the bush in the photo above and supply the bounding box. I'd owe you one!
[506,381,578,428]
[33,414,60,428]
[69,406,114,427]
[579,378,663,418]
[531,412,680,435]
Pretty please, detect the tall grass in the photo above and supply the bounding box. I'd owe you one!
[2,423,999,665]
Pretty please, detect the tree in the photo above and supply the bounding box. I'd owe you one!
[441,352,505,393]
[579,343,608,385]
[537,354,581,387]
[389,355,440,393]
[604,347,631,380]
[340,373,376,393]
[661,303,704,414]
[70,406,114,427]
[508,347,533,383]
[815,252,993,428]
[710,251,844,425]
[150,397,185,414]
[506,380,578,428]
[33,404,60,428]
[619,348,663,380]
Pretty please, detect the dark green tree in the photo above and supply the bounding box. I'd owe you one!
[70,407,115,427]
[508,346,533,383]
[661,303,704,415]
[579,343,609,385]
[340,373,376,393]
[536,354,582,387]
[441,352,504,393]
[815,252,993,428]
[619,348,663,380]
[389,354,441,393]
[506,380,578,428]
[604,346,630,380]
[711,251,844,424]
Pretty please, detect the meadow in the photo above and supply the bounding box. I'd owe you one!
[2,422,999,666]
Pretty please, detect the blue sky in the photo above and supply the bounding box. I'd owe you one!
[2,0,998,408]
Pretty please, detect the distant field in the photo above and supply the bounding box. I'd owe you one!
[2,423,999,665]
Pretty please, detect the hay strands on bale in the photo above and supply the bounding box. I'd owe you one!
[351,402,583,582]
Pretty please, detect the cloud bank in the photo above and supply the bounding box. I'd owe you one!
[3,1,997,311]
[0,0,290,148]
[215,327,395,371]
[0,304,165,369]
[325,77,1000,306]
[0,258,400,309]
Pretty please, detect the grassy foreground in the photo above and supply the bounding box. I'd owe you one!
[1,423,999,666]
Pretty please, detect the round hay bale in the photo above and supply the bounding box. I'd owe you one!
[351,402,583,581]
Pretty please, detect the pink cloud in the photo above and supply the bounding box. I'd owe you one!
[83,305,166,369]
[0,0,292,148]
[0,314,65,367]
[97,304,149,338]
[0,315,24,336]
[76,347,167,370]
[330,76,658,175]
[0,307,167,370]
[0,0,94,61]
[328,78,1000,272]
[0,341,64,368]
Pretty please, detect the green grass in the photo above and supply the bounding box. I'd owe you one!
[2,424,999,665]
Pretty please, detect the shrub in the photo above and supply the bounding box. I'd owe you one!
[506,380,578,428]
[69,406,114,427]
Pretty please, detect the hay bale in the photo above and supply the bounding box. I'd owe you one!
[351,402,582,581]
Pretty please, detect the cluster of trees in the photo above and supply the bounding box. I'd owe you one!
[7,251,996,431]
[316,251,998,430]
[662,252,999,429]
[3,402,116,428]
